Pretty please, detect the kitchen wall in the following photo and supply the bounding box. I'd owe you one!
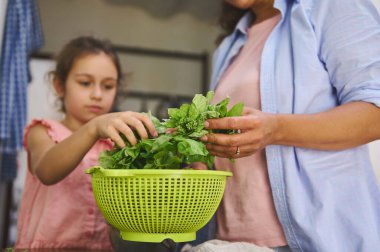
[375,0,380,9]
[37,0,220,54]
[36,0,221,105]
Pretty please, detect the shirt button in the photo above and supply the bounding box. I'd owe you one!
[89,186,92,192]
[88,209,94,215]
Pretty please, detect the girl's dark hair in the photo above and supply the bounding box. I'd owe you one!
[53,36,123,86]
[51,36,124,111]
[216,2,253,45]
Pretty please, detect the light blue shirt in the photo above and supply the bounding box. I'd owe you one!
[210,0,380,251]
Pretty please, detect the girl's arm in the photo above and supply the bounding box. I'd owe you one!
[28,112,157,185]
[201,101,380,158]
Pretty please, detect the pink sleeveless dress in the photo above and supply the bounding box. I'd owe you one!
[15,119,114,250]
[213,14,287,247]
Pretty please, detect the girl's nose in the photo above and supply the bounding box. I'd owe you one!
[90,85,102,100]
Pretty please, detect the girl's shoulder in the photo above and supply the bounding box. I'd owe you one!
[24,119,72,147]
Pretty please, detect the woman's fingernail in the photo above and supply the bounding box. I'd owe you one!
[153,131,158,137]
[200,136,207,141]
[204,121,209,128]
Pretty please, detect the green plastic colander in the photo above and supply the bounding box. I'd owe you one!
[86,166,232,243]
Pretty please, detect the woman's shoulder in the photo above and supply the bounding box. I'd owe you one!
[301,0,377,16]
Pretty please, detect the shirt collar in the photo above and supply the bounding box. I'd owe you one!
[235,12,254,35]
[235,0,300,35]
[274,0,294,16]
[235,0,296,35]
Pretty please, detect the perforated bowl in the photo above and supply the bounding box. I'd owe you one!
[86,166,232,243]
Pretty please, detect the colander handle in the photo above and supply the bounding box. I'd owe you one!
[85,166,102,175]
[85,166,136,177]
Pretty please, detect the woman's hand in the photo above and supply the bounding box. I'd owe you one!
[201,107,279,158]
[91,111,158,147]
[189,162,208,170]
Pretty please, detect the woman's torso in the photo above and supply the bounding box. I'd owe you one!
[210,0,380,250]
[213,14,287,247]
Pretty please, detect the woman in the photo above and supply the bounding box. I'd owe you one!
[199,0,380,251]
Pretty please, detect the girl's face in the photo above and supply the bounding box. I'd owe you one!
[56,52,118,126]
[225,0,272,9]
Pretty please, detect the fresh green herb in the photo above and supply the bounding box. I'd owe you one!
[99,91,244,169]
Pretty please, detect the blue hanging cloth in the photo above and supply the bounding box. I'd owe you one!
[0,0,44,181]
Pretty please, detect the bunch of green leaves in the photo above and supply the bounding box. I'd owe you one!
[99,91,244,170]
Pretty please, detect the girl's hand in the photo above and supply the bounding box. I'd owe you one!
[92,111,158,147]
[201,107,279,158]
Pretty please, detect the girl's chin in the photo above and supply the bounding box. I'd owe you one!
[226,0,255,9]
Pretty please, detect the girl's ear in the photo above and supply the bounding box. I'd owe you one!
[53,77,65,98]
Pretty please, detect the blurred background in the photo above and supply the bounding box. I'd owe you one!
[1,0,380,249]
[33,0,224,116]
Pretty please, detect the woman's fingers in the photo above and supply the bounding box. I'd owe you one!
[206,144,253,158]
[189,162,208,170]
[201,110,277,159]
[166,128,177,134]
[201,132,248,146]
[205,114,259,130]
[243,106,256,115]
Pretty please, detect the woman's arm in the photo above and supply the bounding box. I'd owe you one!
[275,101,380,150]
[204,1,380,158]
[28,112,157,185]
[201,101,380,158]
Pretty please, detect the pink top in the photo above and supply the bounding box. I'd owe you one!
[15,119,114,250]
[213,14,287,247]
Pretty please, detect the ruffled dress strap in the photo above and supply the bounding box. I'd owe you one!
[23,119,72,148]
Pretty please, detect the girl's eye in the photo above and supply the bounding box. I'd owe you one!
[79,81,92,86]
[103,83,116,90]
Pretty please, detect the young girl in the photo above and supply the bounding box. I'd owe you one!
[15,36,157,250]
